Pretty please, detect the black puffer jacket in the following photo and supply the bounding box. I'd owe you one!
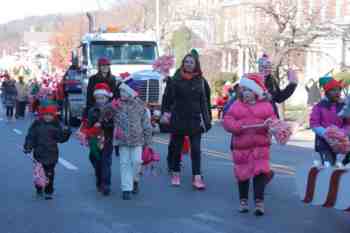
[24,120,71,165]
[162,70,212,135]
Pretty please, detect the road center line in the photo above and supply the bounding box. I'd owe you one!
[58,158,78,171]
[13,129,23,135]
[154,137,296,175]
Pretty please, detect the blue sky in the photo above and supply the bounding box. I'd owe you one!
[0,0,103,24]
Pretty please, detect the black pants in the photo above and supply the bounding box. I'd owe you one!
[15,101,26,118]
[167,135,176,171]
[6,106,14,118]
[172,133,201,175]
[36,164,56,194]
[238,174,266,201]
[319,149,337,166]
[89,141,113,190]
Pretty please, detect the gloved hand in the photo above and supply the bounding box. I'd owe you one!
[160,112,171,125]
[114,127,124,139]
[287,69,298,84]
[111,98,121,109]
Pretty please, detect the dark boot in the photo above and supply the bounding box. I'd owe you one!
[122,191,131,200]
[35,187,43,197]
[132,181,139,194]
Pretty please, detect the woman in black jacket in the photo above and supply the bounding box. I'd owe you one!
[162,50,212,190]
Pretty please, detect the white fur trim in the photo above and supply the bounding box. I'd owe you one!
[93,89,112,97]
[239,78,264,97]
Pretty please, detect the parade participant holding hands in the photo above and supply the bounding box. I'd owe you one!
[161,50,212,189]
[82,83,115,196]
[223,73,276,216]
[113,79,152,200]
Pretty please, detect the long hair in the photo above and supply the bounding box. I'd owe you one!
[180,54,202,75]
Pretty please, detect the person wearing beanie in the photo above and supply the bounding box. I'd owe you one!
[223,73,276,216]
[258,54,298,117]
[113,78,152,200]
[85,57,119,117]
[82,82,115,196]
[161,51,212,190]
[310,76,350,166]
[23,102,71,200]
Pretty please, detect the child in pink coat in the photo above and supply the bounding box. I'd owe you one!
[223,73,276,216]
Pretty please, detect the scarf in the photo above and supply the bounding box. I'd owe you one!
[180,69,200,80]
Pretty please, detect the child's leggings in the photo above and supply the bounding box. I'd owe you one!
[238,173,266,201]
[35,164,56,194]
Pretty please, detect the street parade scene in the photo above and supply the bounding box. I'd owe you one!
[1,0,350,233]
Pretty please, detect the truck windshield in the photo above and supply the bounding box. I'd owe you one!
[90,41,157,66]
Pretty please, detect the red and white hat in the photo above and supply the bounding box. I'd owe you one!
[239,73,267,98]
[93,83,113,97]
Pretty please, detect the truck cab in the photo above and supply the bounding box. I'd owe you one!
[62,29,165,126]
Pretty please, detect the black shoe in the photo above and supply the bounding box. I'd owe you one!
[122,191,131,200]
[44,193,53,200]
[132,182,139,194]
[36,188,43,197]
[102,188,111,196]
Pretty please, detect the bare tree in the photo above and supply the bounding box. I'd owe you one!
[253,0,336,81]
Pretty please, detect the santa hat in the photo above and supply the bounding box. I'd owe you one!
[239,73,267,98]
[94,83,113,97]
[98,57,110,66]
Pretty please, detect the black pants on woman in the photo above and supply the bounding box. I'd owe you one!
[172,133,201,175]
[238,174,266,201]
[6,106,14,118]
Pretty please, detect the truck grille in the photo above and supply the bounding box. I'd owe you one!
[137,80,159,103]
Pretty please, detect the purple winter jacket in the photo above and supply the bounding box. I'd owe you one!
[310,98,350,152]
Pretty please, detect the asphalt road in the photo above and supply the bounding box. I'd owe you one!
[0,116,349,233]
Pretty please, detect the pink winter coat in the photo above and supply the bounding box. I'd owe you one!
[223,100,276,181]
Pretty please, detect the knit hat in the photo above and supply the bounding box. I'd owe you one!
[119,78,139,98]
[93,83,113,97]
[323,78,343,92]
[39,100,58,116]
[239,73,267,98]
[258,53,272,74]
[190,49,199,60]
[98,57,110,66]
[319,76,333,87]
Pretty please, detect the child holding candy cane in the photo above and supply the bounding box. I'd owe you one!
[223,73,276,216]
[23,103,71,200]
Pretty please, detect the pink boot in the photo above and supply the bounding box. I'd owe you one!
[171,173,180,186]
[192,175,206,190]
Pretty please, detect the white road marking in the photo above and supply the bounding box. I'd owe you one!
[13,129,23,135]
[58,158,78,171]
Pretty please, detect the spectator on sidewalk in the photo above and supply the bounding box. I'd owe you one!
[2,75,17,122]
[15,76,29,118]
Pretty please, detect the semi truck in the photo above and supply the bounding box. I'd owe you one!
[62,14,165,126]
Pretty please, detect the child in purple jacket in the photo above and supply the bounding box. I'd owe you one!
[310,76,350,166]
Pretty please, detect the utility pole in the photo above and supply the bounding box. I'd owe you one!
[156,0,160,43]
